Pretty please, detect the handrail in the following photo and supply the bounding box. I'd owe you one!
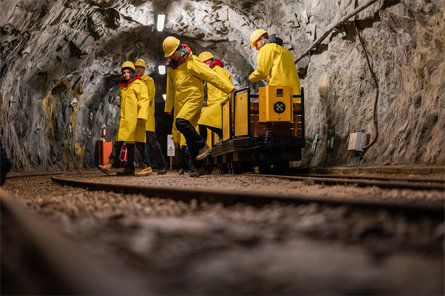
[235,87,250,94]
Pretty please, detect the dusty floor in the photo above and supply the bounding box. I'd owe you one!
[2,173,445,294]
[67,170,444,206]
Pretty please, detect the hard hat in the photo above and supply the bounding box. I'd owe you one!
[121,61,135,71]
[198,51,214,62]
[250,29,268,48]
[163,36,180,57]
[134,59,146,68]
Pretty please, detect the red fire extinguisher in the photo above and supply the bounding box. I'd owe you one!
[119,143,128,164]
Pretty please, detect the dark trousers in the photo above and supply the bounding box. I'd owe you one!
[136,142,150,167]
[199,125,223,142]
[176,118,205,168]
[146,131,165,169]
[109,141,149,170]
[109,141,123,168]
[179,145,194,171]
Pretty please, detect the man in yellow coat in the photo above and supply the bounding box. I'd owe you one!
[249,29,301,97]
[197,51,233,140]
[163,36,235,176]
[134,59,167,175]
[98,61,149,176]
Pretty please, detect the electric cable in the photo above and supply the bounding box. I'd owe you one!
[354,0,379,151]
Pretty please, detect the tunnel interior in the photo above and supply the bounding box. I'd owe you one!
[1,0,444,171]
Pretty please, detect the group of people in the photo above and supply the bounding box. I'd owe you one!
[98,28,301,177]
[98,59,166,176]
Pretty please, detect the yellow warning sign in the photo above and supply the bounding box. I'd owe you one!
[167,134,175,157]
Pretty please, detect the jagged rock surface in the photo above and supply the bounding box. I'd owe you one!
[0,0,443,171]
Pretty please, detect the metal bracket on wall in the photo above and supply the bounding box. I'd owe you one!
[306,24,316,41]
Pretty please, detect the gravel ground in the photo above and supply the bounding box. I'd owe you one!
[2,173,444,295]
[69,170,444,206]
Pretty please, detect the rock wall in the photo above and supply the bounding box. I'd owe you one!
[303,0,445,167]
[1,0,443,171]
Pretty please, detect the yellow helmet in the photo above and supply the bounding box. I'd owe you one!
[134,59,146,68]
[163,36,180,57]
[250,29,268,48]
[198,51,214,62]
[121,61,135,71]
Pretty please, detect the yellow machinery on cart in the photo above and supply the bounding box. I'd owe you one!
[210,85,305,173]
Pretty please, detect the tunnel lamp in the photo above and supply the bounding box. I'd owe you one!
[156,14,165,32]
[158,65,166,75]
[162,94,167,101]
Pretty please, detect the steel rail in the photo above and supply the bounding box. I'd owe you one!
[292,174,445,184]
[6,170,103,179]
[245,173,445,191]
[6,171,68,179]
[0,189,148,295]
[51,175,444,217]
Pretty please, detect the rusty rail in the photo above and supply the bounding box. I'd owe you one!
[51,175,444,217]
[245,173,445,191]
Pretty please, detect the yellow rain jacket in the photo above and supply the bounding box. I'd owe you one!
[140,74,156,132]
[249,42,301,96]
[165,54,234,143]
[116,78,149,143]
[198,65,233,129]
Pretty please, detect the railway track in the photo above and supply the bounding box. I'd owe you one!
[9,170,444,191]
[0,189,148,295]
[51,175,444,217]
[3,174,444,295]
[244,173,445,191]
[6,170,92,179]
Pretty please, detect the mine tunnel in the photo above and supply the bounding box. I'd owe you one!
[1,0,444,295]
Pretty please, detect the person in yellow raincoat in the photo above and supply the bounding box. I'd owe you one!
[197,51,233,141]
[134,59,166,175]
[163,36,235,177]
[248,29,301,97]
[98,61,149,176]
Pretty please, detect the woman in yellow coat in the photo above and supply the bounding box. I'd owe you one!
[135,59,166,175]
[163,36,234,176]
[249,29,301,98]
[197,51,233,140]
[116,70,148,144]
[99,61,149,176]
